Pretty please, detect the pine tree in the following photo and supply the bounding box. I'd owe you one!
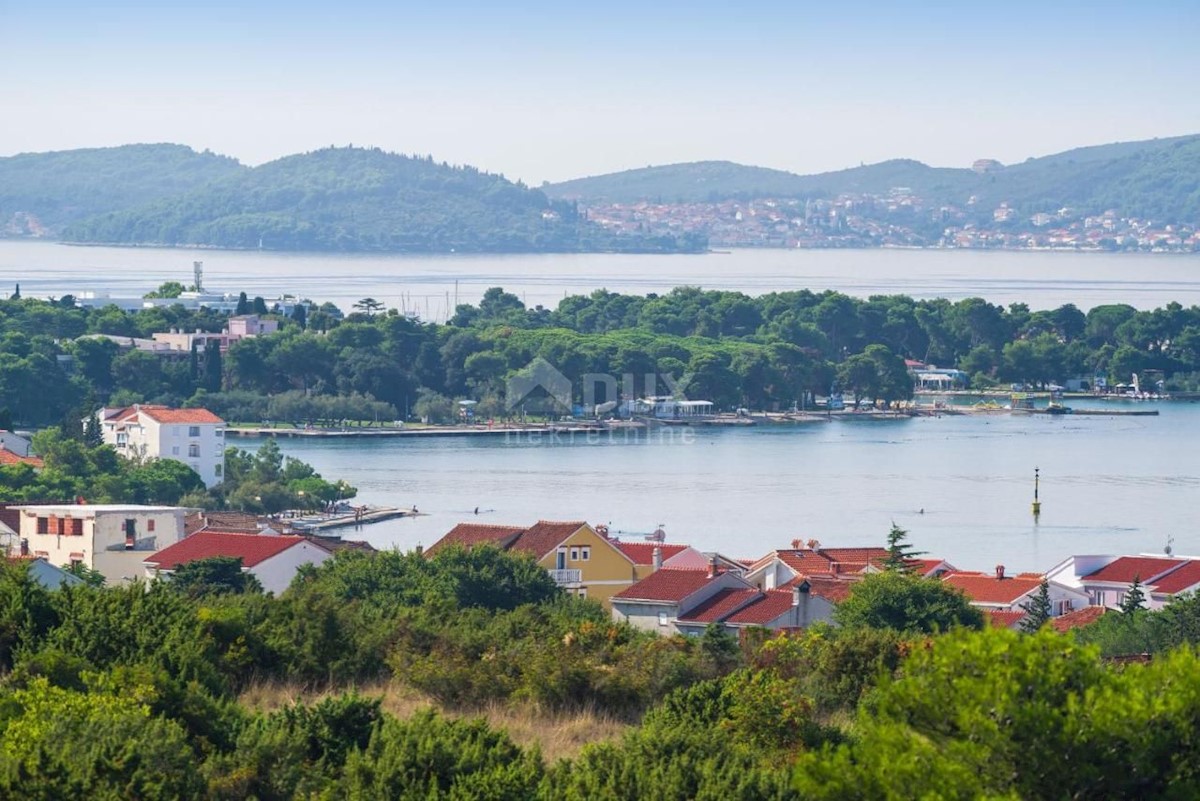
[83,411,103,448]
[292,303,308,330]
[883,523,925,572]
[235,291,250,315]
[1019,579,1053,632]
[1121,576,1146,614]
[9,283,19,300]
[203,340,223,393]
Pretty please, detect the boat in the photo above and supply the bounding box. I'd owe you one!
[1045,402,1073,415]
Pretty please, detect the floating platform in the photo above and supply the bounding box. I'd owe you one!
[289,506,412,532]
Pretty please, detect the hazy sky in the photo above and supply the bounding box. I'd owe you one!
[3,0,1198,184]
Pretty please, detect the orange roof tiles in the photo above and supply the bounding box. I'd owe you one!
[725,590,797,626]
[0,448,43,468]
[613,568,712,602]
[614,542,691,565]
[1051,606,1109,632]
[1084,557,1184,584]
[942,572,1042,605]
[1148,560,1200,595]
[509,520,587,559]
[426,523,525,556]
[987,610,1028,629]
[105,405,224,425]
[677,588,761,623]
[146,532,324,570]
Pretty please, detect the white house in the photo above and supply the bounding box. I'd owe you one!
[98,405,226,487]
[143,532,332,594]
[1046,554,1200,611]
[941,566,1090,617]
[13,504,188,584]
[610,564,754,633]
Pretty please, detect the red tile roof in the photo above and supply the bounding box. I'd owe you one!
[908,558,952,577]
[509,520,587,559]
[942,572,1042,605]
[426,523,525,556]
[146,532,324,570]
[1051,606,1109,632]
[0,448,43,468]
[614,542,691,565]
[106,405,224,425]
[1148,560,1200,595]
[677,588,760,623]
[1084,557,1184,584]
[802,575,854,603]
[987,610,1028,629]
[725,590,797,626]
[613,568,712,603]
[768,547,890,578]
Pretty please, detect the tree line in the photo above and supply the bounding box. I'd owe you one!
[3,285,1200,430]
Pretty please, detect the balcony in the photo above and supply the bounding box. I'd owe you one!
[548,568,582,585]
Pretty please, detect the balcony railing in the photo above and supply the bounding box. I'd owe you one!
[548,568,582,585]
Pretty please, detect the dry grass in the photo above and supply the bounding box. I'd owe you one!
[238,680,631,763]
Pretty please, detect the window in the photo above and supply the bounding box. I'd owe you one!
[215,429,225,438]
[36,517,48,535]
[658,612,669,627]
[188,426,201,437]
[116,433,128,447]
[69,557,83,569]
[188,444,200,457]
[581,547,591,561]
[570,548,579,561]
[68,518,83,536]
[214,464,223,477]
[172,446,180,455]
[147,519,156,532]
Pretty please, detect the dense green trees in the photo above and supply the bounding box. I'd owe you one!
[59,147,704,254]
[3,285,1200,430]
[0,547,1199,797]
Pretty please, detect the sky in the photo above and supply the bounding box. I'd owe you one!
[2,0,1199,185]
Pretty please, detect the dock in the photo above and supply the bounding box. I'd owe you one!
[227,424,608,439]
[289,506,413,532]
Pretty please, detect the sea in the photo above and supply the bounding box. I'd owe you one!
[2,239,1198,573]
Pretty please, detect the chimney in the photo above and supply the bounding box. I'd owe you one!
[791,538,803,550]
[791,580,809,606]
[652,546,663,570]
[707,555,720,579]
[995,564,1006,580]
[806,538,820,551]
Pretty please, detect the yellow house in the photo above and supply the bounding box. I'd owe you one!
[427,520,643,608]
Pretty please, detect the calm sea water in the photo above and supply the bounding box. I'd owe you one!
[250,399,1199,574]
[2,240,1199,316]
[2,240,1197,572]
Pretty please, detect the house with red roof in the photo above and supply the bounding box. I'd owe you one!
[611,541,709,578]
[743,544,954,592]
[611,562,753,633]
[425,520,645,608]
[1046,554,1200,610]
[0,448,43,469]
[942,565,1088,617]
[98,404,226,487]
[144,531,332,593]
[675,579,841,636]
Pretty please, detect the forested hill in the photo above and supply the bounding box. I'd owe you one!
[0,144,244,234]
[61,147,706,253]
[545,134,1200,222]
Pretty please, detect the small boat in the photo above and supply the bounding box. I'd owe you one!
[1045,402,1073,415]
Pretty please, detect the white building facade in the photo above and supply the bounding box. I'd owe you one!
[98,405,226,487]
[14,504,187,584]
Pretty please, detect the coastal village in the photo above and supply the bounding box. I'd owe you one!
[0,476,1174,637]
[582,192,1200,252]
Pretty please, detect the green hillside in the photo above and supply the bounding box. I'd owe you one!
[547,135,1200,223]
[0,143,245,234]
[63,147,704,253]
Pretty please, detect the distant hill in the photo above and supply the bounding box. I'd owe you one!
[0,144,245,235]
[60,147,704,253]
[546,135,1200,222]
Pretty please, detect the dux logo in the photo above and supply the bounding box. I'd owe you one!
[506,357,573,412]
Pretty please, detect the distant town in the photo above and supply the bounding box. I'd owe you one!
[583,182,1200,252]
